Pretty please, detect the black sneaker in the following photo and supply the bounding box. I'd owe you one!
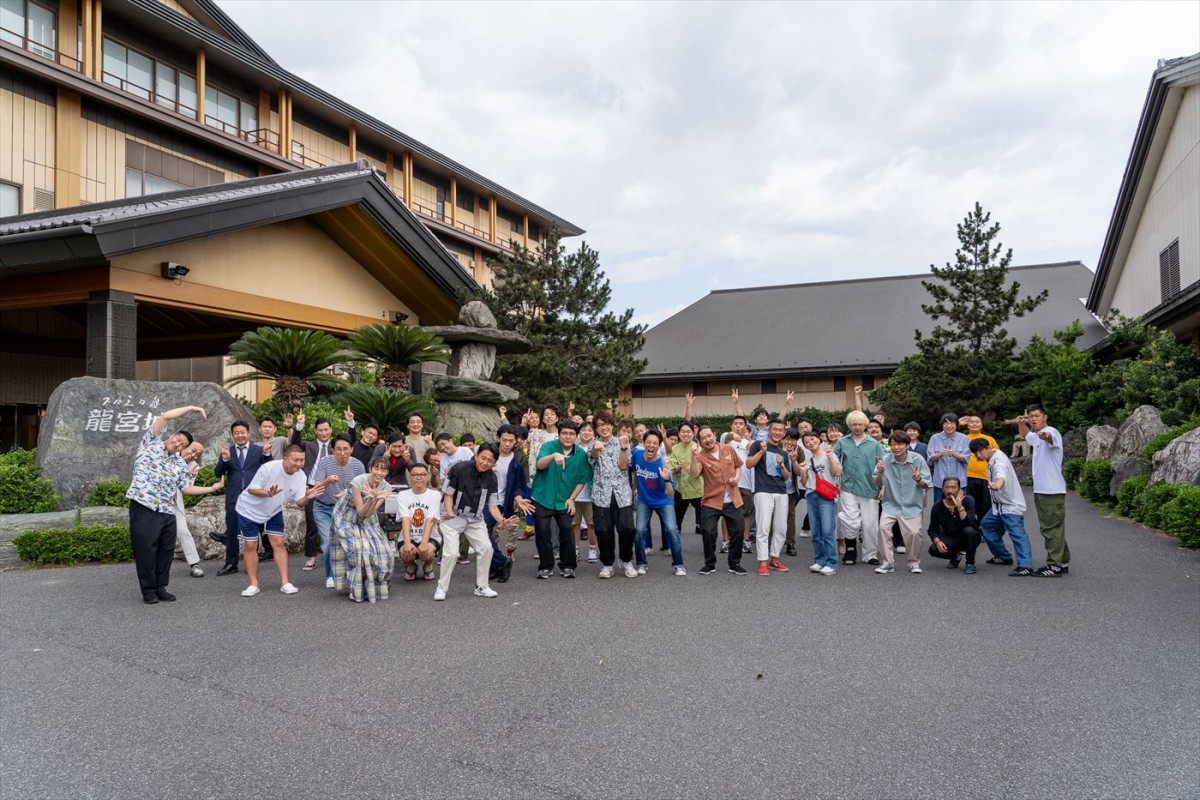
[698,565,716,575]
[866,557,880,566]
[1009,566,1033,577]
[742,541,753,553]
[728,564,748,575]
[785,544,797,557]
[536,569,553,579]
[560,568,576,579]
[1033,564,1065,577]
[986,556,1014,566]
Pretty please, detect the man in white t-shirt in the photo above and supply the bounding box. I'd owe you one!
[235,444,334,597]
[1017,403,1070,577]
[435,432,474,485]
[395,462,443,581]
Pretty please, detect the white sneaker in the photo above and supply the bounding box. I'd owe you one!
[599,565,614,579]
[673,566,687,576]
[240,585,260,597]
[280,583,298,594]
[909,563,922,574]
[799,531,810,538]
[809,563,822,573]
[325,577,335,589]
[623,562,638,578]
[433,586,447,601]
[819,566,836,576]
[896,545,907,554]
[474,585,498,598]
[587,547,599,563]
[636,564,647,575]
[189,564,204,578]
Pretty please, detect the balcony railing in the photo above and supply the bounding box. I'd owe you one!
[241,127,280,151]
[1,26,82,70]
[289,141,329,169]
[100,71,199,119]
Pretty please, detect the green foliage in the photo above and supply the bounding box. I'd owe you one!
[346,324,450,391]
[1140,418,1200,469]
[244,399,352,441]
[334,385,436,435]
[13,525,132,565]
[1077,459,1114,502]
[466,229,646,413]
[1062,456,1086,490]
[0,460,59,513]
[1115,474,1148,519]
[1014,322,1108,431]
[86,480,131,508]
[1095,315,1200,424]
[1141,481,1184,530]
[183,464,221,508]
[225,326,347,407]
[1162,486,1200,548]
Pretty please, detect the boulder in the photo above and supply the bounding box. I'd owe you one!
[436,401,508,443]
[181,496,306,558]
[1150,427,1200,485]
[1063,428,1086,461]
[458,300,497,328]
[426,375,520,405]
[450,342,496,381]
[1112,405,1169,459]
[1011,455,1032,486]
[1086,425,1119,460]
[36,377,255,509]
[420,325,532,353]
[1109,455,1145,497]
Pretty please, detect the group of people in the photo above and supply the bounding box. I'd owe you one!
[124,390,1070,606]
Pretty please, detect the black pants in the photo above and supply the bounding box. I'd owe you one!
[967,478,991,521]
[303,499,319,558]
[593,498,635,566]
[130,500,177,597]
[222,502,241,566]
[534,504,575,571]
[701,503,743,570]
[927,526,982,565]
[674,495,702,534]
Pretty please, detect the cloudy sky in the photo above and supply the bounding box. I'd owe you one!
[220,0,1199,330]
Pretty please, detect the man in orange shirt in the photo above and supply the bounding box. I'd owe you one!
[688,425,745,576]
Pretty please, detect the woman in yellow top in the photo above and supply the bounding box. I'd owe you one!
[964,416,998,520]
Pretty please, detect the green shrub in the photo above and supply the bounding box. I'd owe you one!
[13,525,132,565]
[86,479,131,508]
[1115,474,1148,519]
[1140,418,1200,469]
[1077,459,1114,502]
[1162,486,1200,548]
[0,463,59,513]
[1062,456,1086,490]
[183,464,222,508]
[1141,481,1185,530]
[0,448,36,468]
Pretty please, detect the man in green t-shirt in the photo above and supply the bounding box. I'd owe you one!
[530,420,593,579]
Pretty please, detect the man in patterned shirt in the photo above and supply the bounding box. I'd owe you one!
[588,411,635,579]
[125,404,207,604]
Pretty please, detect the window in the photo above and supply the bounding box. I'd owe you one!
[102,36,196,115]
[202,84,257,137]
[1160,239,1181,302]
[691,381,708,397]
[126,167,186,197]
[124,141,223,198]
[761,379,778,395]
[0,182,19,217]
[456,190,474,213]
[0,0,56,59]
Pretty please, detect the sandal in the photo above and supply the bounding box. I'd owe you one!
[404,564,417,582]
[422,568,437,581]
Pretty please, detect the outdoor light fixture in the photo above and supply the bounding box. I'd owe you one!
[389,310,409,324]
[161,261,190,280]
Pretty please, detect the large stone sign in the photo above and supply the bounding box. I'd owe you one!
[36,377,255,509]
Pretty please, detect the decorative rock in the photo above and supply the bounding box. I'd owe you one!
[459,300,497,329]
[36,377,255,509]
[1150,427,1200,485]
[182,496,306,558]
[1112,405,1170,459]
[1011,455,1032,486]
[451,342,496,381]
[427,375,520,405]
[1109,455,1145,497]
[1086,425,1119,461]
[1063,429,1086,462]
[435,401,508,443]
[420,325,532,353]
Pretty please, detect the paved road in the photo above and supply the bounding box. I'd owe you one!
[1,490,1197,799]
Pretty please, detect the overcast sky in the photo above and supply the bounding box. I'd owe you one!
[220,0,1199,330]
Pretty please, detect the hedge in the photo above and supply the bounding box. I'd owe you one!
[1141,482,1185,530]
[1077,459,1114,502]
[13,525,133,565]
[1115,474,1148,519]
[1062,456,1086,490]
[1161,487,1200,549]
[0,451,59,514]
[86,480,131,508]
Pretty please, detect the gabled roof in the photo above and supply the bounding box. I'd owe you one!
[1087,53,1200,313]
[0,160,477,321]
[636,262,1106,381]
[164,0,277,65]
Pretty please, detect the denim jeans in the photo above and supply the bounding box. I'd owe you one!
[979,510,1032,568]
[313,500,335,579]
[808,493,839,569]
[637,503,681,567]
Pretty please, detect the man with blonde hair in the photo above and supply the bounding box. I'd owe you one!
[833,410,883,565]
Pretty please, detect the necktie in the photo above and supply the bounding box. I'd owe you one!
[319,442,327,462]
[237,446,245,467]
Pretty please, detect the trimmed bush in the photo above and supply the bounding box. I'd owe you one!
[1140,418,1200,469]
[0,448,36,468]
[1162,486,1200,548]
[1063,456,1086,490]
[1078,459,1114,502]
[1116,474,1148,519]
[86,479,131,508]
[13,525,133,565]
[0,463,59,513]
[1141,481,1185,530]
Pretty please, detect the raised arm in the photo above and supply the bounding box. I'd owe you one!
[151,405,206,435]
[731,388,743,418]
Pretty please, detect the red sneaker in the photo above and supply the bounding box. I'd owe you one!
[769,559,790,572]
[757,562,770,576]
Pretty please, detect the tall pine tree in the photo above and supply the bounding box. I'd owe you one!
[465,229,646,413]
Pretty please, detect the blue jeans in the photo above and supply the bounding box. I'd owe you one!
[979,511,1032,568]
[313,500,335,579]
[637,503,681,567]
[808,494,839,569]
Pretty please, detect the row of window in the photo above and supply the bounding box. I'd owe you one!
[0,0,55,59]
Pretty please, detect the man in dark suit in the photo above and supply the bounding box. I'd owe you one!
[288,413,336,572]
[212,420,272,576]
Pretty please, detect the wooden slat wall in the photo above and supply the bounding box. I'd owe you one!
[0,84,56,214]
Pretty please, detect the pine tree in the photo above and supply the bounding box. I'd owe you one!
[465,229,646,413]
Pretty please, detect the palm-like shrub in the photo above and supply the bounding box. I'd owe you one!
[226,327,346,408]
[336,385,436,435]
[346,324,450,391]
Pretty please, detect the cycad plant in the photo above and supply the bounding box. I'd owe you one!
[336,384,436,434]
[346,323,450,391]
[225,326,346,408]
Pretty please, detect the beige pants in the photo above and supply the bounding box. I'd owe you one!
[878,512,923,567]
[437,519,493,591]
